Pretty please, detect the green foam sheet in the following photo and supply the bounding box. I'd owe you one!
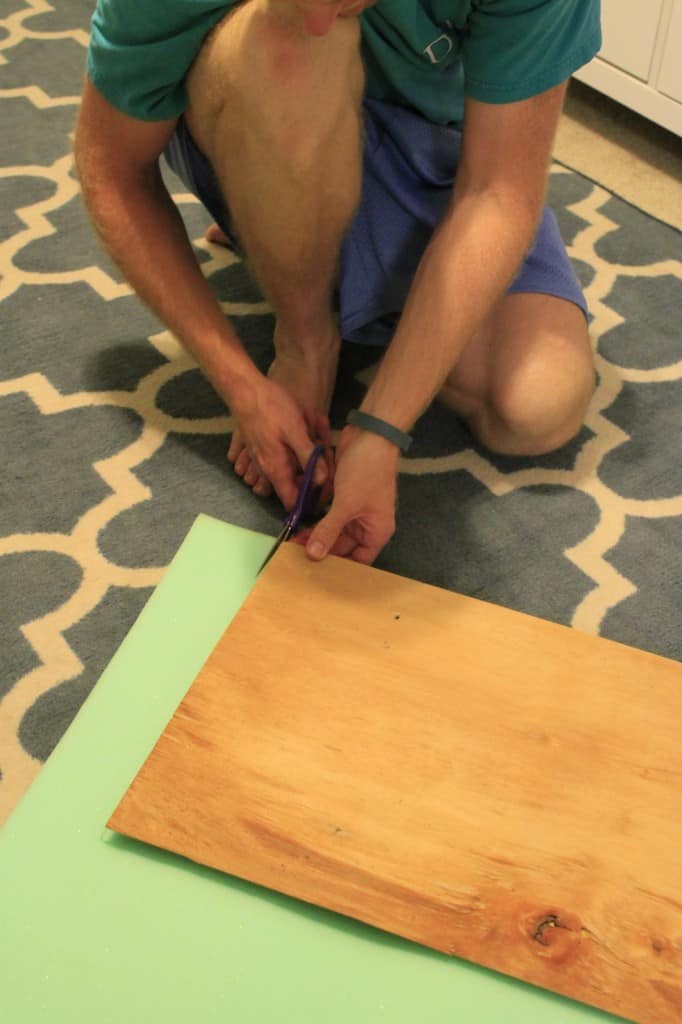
[0,515,626,1024]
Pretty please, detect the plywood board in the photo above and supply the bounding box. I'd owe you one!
[109,543,682,1024]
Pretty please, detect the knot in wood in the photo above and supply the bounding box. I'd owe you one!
[533,914,563,944]
[519,907,583,963]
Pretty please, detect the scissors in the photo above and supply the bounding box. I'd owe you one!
[258,444,326,573]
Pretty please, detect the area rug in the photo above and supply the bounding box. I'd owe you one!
[1,0,681,823]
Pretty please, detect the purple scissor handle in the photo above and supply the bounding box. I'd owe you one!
[258,444,325,573]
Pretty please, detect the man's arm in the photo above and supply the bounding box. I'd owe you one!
[74,78,324,507]
[306,82,567,563]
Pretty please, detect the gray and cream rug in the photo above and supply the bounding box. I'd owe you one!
[1,0,681,823]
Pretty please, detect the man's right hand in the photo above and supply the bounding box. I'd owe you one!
[228,373,328,509]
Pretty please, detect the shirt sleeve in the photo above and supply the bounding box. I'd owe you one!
[462,0,602,104]
[87,0,236,121]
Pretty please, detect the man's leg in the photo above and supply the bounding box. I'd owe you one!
[185,0,364,491]
[439,293,594,456]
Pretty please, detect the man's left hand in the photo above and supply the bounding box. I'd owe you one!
[300,427,399,564]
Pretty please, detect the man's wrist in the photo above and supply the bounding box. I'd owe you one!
[346,409,413,452]
[340,423,402,467]
[207,343,262,414]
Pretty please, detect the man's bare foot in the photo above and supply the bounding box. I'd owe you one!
[205,222,231,246]
[229,320,341,498]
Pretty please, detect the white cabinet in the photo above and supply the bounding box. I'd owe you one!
[599,0,664,81]
[574,0,682,135]
[658,1,682,103]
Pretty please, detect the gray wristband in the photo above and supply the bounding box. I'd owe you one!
[346,409,413,453]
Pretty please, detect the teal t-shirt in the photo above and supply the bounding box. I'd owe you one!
[87,0,601,126]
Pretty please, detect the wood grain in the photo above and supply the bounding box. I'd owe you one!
[109,544,682,1024]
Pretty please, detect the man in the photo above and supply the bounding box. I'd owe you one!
[75,0,601,564]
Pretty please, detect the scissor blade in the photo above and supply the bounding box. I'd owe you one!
[255,445,325,575]
[257,539,280,574]
[257,525,289,574]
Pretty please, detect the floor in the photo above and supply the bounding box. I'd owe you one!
[554,81,681,230]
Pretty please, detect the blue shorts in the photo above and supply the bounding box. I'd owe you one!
[165,98,587,347]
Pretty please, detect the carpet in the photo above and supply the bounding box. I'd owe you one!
[1,0,681,824]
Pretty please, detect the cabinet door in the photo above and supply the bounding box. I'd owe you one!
[599,0,664,81]
[658,0,682,104]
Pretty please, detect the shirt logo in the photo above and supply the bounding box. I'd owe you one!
[422,22,457,65]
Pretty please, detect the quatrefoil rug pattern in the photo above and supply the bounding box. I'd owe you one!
[1,0,681,822]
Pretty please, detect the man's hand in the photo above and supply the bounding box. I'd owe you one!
[301,428,399,564]
[229,374,329,509]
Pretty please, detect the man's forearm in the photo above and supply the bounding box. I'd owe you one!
[79,163,259,410]
[361,186,540,432]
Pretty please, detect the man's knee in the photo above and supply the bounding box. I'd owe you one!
[186,0,363,158]
[442,295,595,457]
[487,327,595,455]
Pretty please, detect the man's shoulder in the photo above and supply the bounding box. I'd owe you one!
[361,0,600,123]
[461,0,602,105]
[90,0,235,43]
[88,0,237,121]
